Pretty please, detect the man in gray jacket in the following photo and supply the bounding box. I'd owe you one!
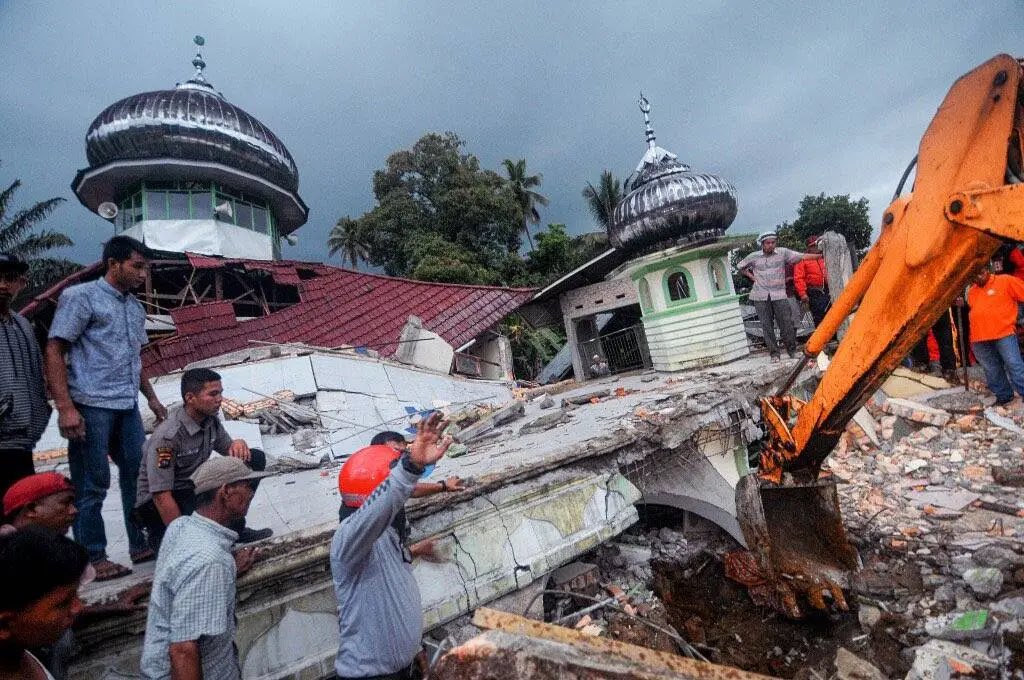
[330,413,451,680]
[0,253,51,500]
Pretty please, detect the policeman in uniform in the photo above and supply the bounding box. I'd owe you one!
[134,367,272,552]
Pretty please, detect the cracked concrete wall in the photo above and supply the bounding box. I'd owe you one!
[69,470,641,680]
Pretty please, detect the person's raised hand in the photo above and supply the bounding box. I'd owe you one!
[408,412,452,469]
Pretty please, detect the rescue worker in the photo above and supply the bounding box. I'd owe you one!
[330,413,450,680]
[967,263,1024,406]
[793,235,830,326]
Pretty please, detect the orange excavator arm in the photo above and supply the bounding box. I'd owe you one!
[762,54,1024,481]
[736,55,1024,619]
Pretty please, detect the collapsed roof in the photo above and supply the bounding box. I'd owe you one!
[21,253,535,377]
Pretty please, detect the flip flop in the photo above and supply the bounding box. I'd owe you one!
[92,559,133,582]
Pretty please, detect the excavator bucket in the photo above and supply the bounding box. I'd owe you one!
[735,474,859,619]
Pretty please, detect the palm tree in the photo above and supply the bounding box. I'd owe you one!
[327,216,370,268]
[581,170,623,230]
[0,176,78,306]
[502,158,549,251]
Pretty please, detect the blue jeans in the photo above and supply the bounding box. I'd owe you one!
[68,403,147,561]
[971,335,1024,404]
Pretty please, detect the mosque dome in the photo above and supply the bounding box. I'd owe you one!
[85,80,299,193]
[72,38,307,234]
[609,95,737,253]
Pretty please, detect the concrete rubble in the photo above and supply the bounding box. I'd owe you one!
[59,350,797,679]
[32,340,1024,679]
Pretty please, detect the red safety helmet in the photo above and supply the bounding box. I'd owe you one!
[338,445,400,508]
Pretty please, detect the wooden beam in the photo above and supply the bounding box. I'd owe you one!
[470,608,776,680]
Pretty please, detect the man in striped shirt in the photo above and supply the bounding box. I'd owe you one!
[0,253,51,500]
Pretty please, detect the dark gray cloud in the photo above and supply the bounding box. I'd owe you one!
[1,1,1022,265]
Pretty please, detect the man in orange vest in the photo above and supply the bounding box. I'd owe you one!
[967,263,1024,406]
[793,235,829,326]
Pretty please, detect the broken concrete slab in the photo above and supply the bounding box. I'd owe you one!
[906,639,998,680]
[983,407,1024,435]
[519,410,570,435]
[879,396,951,426]
[562,389,611,406]
[394,315,455,374]
[881,368,951,400]
[454,401,526,443]
[833,647,885,680]
[905,489,980,512]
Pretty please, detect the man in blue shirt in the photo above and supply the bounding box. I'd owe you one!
[45,236,168,580]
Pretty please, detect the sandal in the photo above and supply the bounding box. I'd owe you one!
[92,559,133,582]
[130,548,156,565]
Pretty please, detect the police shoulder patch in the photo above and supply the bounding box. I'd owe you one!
[156,446,174,469]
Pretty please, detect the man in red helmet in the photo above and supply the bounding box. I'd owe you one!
[330,413,451,680]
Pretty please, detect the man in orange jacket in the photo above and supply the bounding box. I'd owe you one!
[793,235,829,326]
[967,263,1024,406]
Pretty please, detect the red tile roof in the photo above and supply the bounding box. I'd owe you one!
[22,254,535,377]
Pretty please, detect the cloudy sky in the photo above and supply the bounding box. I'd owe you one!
[2,1,1022,266]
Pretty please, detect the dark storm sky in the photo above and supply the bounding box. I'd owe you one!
[1,1,1022,265]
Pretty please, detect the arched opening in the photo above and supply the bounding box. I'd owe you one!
[665,270,694,302]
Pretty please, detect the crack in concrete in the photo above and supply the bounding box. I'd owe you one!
[480,492,530,574]
[448,532,480,607]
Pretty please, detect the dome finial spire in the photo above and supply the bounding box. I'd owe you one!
[191,35,207,83]
[639,92,656,149]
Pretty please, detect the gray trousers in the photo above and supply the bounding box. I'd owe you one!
[752,298,797,357]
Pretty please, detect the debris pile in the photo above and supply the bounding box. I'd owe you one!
[827,369,1024,678]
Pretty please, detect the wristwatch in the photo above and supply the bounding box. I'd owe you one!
[439,479,448,492]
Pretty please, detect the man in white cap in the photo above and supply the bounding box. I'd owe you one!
[737,232,822,362]
[140,456,270,680]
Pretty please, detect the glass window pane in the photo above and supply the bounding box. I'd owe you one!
[251,207,268,233]
[168,192,190,219]
[145,191,165,220]
[235,202,253,230]
[191,192,213,220]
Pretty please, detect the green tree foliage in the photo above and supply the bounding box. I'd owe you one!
[326,216,369,268]
[335,132,523,283]
[501,313,565,380]
[0,174,80,307]
[784,193,872,251]
[501,224,608,288]
[581,170,623,230]
[502,158,549,251]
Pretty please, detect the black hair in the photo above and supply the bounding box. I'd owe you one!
[101,235,148,265]
[0,527,88,611]
[181,367,222,400]
[370,431,407,446]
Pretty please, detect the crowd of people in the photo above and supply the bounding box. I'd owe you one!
[5,232,1024,678]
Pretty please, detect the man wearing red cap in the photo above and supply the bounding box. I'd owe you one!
[793,235,830,327]
[2,472,76,535]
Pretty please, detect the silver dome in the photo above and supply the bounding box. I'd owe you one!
[609,96,737,252]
